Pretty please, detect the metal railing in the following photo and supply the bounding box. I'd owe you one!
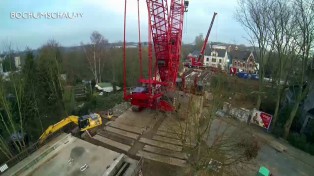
[0,130,63,174]
[131,157,144,176]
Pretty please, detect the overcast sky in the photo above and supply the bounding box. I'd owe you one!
[0,0,249,50]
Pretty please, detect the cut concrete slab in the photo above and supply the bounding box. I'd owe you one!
[93,135,131,152]
[108,122,146,134]
[139,138,182,152]
[137,150,186,167]
[143,145,187,160]
[152,135,182,146]
[105,126,139,140]
[3,134,140,176]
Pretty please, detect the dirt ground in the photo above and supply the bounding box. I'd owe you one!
[142,159,188,176]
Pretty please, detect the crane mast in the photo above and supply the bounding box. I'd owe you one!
[123,0,188,111]
[198,12,217,63]
[188,12,217,68]
[167,0,187,86]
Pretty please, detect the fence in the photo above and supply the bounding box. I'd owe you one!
[131,157,144,176]
[0,131,62,174]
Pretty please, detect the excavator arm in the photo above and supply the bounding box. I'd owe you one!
[39,113,102,144]
[39,116,79,144]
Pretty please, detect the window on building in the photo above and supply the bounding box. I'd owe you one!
[249,56,254,62]
[212,58,216,62]
[219,59,222,63]
[206,57,209,62]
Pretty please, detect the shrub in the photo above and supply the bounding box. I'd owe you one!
[287,132,314,155]
[272,125,284,138]
[303,144,314,155]
[288,132,308,150]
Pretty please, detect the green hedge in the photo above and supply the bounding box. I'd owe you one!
[288,132,314,155]
[72,91,124,115]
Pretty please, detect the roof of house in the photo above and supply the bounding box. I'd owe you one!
[206,49,226,57]
[229,50,257,62]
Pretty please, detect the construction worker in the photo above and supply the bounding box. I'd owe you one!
[107,110,113,120]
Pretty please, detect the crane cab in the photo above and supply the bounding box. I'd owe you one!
[131,86,149,94]
[78,113,102,131]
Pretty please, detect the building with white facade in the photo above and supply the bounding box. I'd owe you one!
[0,55,5,74]
[0,63,3,74]
[14,56,21,69]
[203,49,229,70]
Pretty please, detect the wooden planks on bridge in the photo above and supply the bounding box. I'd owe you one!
[152,135,182,146]
[143,145,188,160]
[139,138,182,152]
[136,150,186,167]
[108,122,145,135]
[93,135,131,152]
[156,130,181,139]
[158,126,182,134]
[104,126,139,140]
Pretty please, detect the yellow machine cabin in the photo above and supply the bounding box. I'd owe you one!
[39,113,102,144]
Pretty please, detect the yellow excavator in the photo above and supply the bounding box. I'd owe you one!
[39,113,102,144]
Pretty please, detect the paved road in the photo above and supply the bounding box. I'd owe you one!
[209,118,314,176]
[256,145,313,176]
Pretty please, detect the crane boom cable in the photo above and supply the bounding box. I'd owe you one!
[137,0,143,79]
[123,0,188,111]
[123,0,127,99]
[198,12,217,62]
[147,1,153,95]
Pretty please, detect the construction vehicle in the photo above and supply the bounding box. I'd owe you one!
[123,0,189,111]
[194,70,211,95]
[185,12,217,68]
[39,113,102,144]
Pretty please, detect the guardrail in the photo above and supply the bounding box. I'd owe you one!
[0,130,63,174]
[131,157,144,176]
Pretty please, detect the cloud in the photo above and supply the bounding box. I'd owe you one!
[0,0,249,49]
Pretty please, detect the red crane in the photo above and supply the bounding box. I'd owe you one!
[123,0,189,111]
[187,12,217,68]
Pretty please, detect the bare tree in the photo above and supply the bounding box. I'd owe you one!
[283,0,314,139]
[236,0,272,109]
[0,41,26,154]
[165,74,259,175]
[266,0,296,129]
[194,34,205,51]
[81,31,108,83]
[0,134,13,159]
